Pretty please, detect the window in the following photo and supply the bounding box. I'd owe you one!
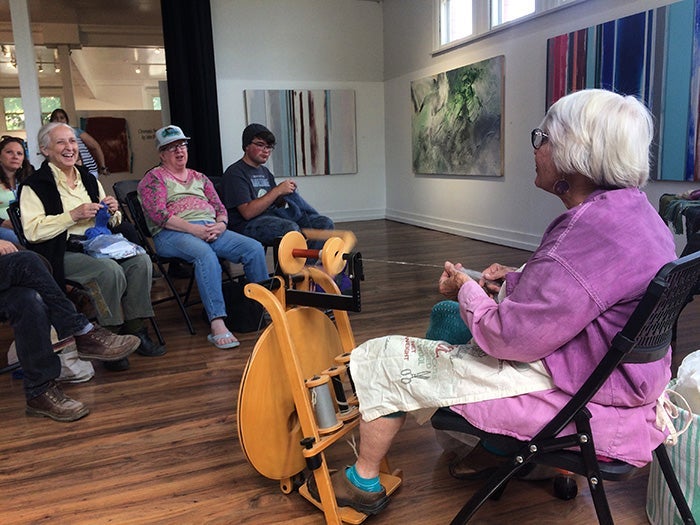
[151,96,161,111]
[491,0,535,27]
[3,96,61,130]
[440,0,473,46]
[437,0,582,49]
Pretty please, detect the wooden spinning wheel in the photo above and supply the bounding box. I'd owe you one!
[237,231,402,524]
[237,306,346,482]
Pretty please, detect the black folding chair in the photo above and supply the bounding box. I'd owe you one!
[432,251,700,525]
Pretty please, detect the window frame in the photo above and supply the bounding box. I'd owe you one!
[434,0,587,55]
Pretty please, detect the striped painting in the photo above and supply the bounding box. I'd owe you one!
[546,0,700,182]
[244,89,357,177]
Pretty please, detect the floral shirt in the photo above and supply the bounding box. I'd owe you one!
[138,166,227,236]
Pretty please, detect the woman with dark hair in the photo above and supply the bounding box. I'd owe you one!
[0,135,33,243]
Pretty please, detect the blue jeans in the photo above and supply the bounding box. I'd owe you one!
[0,226,19,244]
[243,214,334,251]
[0,251,90,399]
[153,222,268,321]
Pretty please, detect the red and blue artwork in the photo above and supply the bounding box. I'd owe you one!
[546,0,700,182]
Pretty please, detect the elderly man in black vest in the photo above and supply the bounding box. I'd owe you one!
[18,122,164,370]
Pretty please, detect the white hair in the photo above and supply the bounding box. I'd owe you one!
[37,122,73,152]
[541,89,654,188]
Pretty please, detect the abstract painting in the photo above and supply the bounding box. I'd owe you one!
[244,89,357,176]
[411,55,504,176]
[546,0,700,182]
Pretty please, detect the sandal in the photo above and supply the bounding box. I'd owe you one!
[207,331,240,350]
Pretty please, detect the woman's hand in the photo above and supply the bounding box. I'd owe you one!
[101,196,119,214]
[0,239,18,255]
[438,261,471,300]
[191,222,226,243]
[70,202,102,221]
[479,263,516,298]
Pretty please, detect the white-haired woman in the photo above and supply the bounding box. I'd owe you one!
[307,89,677,515]
[18,122,164,370]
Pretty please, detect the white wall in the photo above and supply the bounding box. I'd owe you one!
[383,0,697,253]
[210,0,386,222]
[208,0,697,253]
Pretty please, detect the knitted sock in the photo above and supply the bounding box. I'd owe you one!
[345,464,382,493]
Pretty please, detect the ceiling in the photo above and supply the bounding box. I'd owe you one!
[0,0,164,94]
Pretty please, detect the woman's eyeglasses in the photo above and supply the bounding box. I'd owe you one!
[531,128,549,149]
[1,135,27,147]
[164,141,188,152]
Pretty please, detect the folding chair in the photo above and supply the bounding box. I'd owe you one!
[112,179,141,219]
[431,251,700,525]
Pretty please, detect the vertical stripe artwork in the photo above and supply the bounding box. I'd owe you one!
[546,0,700,181]
[244,89,357,177]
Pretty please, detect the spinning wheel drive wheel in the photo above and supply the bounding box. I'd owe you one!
[237,307,345,480]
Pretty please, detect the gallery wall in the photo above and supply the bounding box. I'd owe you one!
[383,0,697,253]
[209,0,697,254]
[210,0,386,223]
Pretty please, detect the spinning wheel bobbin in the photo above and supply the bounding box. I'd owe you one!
[321,365,358,422]
[305,374,344,435]
[278,230,347,276]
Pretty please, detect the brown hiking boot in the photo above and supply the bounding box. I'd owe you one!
[307,469,389,516]
[75,325,140,362]
[26,381,90,422]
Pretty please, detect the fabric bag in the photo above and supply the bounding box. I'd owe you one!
[646,355,700,524]
[82,233,146,260]
[203,279,268,333]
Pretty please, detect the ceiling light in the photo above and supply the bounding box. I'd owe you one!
[135,65,141,74]
[54,63,61,73]
[38,62,43,73]
[154,47,161,54]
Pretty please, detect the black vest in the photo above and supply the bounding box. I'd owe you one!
[20,161,100,289]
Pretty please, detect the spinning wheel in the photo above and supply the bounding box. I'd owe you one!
[237,231,402,524]
[238,307,345,481]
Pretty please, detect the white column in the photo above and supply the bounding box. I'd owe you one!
[9,0,41,161]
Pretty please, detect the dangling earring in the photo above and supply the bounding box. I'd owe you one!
[553,177,570,195]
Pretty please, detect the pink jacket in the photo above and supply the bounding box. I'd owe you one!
[451,188,676,466]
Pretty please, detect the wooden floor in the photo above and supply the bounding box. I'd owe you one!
[0,219,697,525]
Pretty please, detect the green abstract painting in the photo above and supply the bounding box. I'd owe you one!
[411,55,504,176]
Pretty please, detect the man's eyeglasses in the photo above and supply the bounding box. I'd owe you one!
[251,140,274,151]
[164,141,188,152]
[531,128,549,150]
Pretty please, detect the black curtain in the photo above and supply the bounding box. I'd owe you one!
[161,0,223,177]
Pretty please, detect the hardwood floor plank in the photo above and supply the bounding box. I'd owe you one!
[0,219,696,524]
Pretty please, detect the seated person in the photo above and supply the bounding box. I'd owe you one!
[0,136,33,244]
[221,123,334,251]
[0,242,140,421]
[18,122,163,372]
[138,125,269,350]
[308,89,678,515]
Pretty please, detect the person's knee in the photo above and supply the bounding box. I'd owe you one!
[7,288,47,322]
